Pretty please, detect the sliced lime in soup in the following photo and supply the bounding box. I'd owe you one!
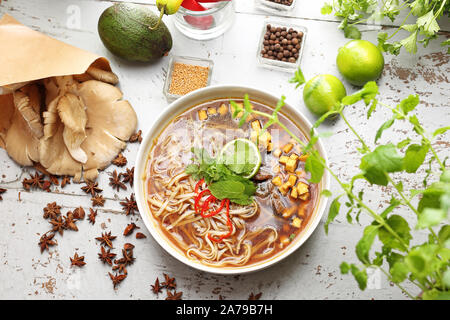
[219,139,261,179]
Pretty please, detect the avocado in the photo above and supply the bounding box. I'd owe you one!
[98,3,172,62]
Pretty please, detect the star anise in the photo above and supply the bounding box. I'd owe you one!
[123,223,139,236]
[43,202,61,220]
[161,273,176,290]
[120,167,134,187]
[73,207,85,220]
[123,243,135,251]
[112,153,127,167]
[91,195,105,207]
[60,176,71,188]
[49,216,65,235]
[120,194,138,216]
[109,170,127,192]
[129,130,142,143]
[41,180,52,192]
[95,232,116,248]
[88,208,97,224]
[151,278,162,294]
[109,272,127,289]
[64,212,78,231]
[136,232,147,239]
[23,172,44,190]
[98,246,116,265]
[165,290,183,300]
[0,188,5,201]
[70,253,86,267]
[38,232,56,253]
[81,181,102,196]
[248,292,262,300]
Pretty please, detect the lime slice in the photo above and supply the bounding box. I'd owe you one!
[219,139,261,179]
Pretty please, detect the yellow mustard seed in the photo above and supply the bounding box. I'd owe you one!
[169,62,209,96]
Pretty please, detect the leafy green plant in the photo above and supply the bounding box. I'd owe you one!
[321,0,450,55]
[232,73,450,299]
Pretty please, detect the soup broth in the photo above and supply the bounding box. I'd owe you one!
[145,98,318,268]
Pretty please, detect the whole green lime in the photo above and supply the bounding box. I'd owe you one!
[303,74,347,116]
[336,40,384,86]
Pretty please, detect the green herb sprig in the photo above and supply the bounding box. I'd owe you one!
[321,0,450,55]
[232,71,449,299]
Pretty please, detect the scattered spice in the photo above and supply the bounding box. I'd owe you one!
[265,0,293,5]
[169,62,209,96]
[162,273,176,290]
[81,181,103,196]
[261,24,303,63]
[151,278,162,294]
[91,194,105,207]
[43,202,61,220]
[73,207,85,220]
[41,180,51,192]
[0,188,6,201]
[248,292,262,300]
[129,130,142,143]
[70,253,86,267]
[109,170,127,191]
[60,176,71,188]
[49,216,65,235]
[120,193,138,216]
[64,211,79,231]
[123,243,135,251]
[88,208,97,224]
[95,232,117,248]
[112,153,127,167]
[166,290,183,300]
[98,246,116,265]
[120,167,134,187]
[109,272,127,289]
[22,172,44,190]
[113,245,135,275]
[123,223,139,236]
[38,232,56,253]
[136,232,147,239]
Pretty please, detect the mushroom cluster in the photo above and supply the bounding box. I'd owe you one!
[0,65,137,182]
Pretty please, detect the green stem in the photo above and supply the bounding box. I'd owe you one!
[339,111,370,152]
[376,266,416,299]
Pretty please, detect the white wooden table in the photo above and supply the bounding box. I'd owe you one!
[0,0,449,300]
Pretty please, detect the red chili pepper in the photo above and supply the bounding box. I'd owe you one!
[208,199,232,243]
[203,198,226,218]
[200,195,216,217]
[194,189,210,213]
[195,178,204,194]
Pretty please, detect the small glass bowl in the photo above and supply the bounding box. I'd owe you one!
[255,0,297,14]
[256,18,307,73]
[163,55,214,102]
[173,1,235,40]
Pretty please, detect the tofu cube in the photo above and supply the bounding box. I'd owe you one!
[289,153,299,161]
[283,143,293,153]
[278,182,291,196]
[218,104,228,115]
[279,156,289,165]
[299,154,309,162]
[297,182,309,195]
[282,206,296,218]
[273,165,280,174]
[207,107,216,115]
[292,217,303,228]
[267,142,273,152]
[271,176,282,186]
[299,192,310,201]
[291,187,298,199]
[273,149,282,158]
[251,120,261,132]
[198,110,208,121]
[287,175,297,186]
[285,158,298,173]
[298,205,306,217]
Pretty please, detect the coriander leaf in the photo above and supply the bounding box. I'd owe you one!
[341,81,379,106]
[416,10,440,36]
[360,144,403,186]
[324,195,342,235]
[403,143,429,173]
[289,67,306,88]
[356,225,379,264]
[378,215,412,252]
[321,3,333,15]
[343,25,362,39]
[400,30,418,54]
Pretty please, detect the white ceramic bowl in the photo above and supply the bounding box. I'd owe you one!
[134,85,330,275]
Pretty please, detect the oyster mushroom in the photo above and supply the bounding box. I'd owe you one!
[0,94,15,149]
[3,83,42,166]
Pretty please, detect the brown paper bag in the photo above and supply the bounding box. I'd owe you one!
[0,14,110,89]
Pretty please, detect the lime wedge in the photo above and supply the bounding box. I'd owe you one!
[219,139,261,179]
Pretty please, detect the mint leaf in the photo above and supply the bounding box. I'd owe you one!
[417,208,447,229]
[374,118,395,143]
[289,67,306,89]
[360,144,403,186]
[433,126,450,137]
[350,264,368,290]
[399,94,420,115]
[390,261,409,283]
[305,151,325,184]
[340,262,350,274]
